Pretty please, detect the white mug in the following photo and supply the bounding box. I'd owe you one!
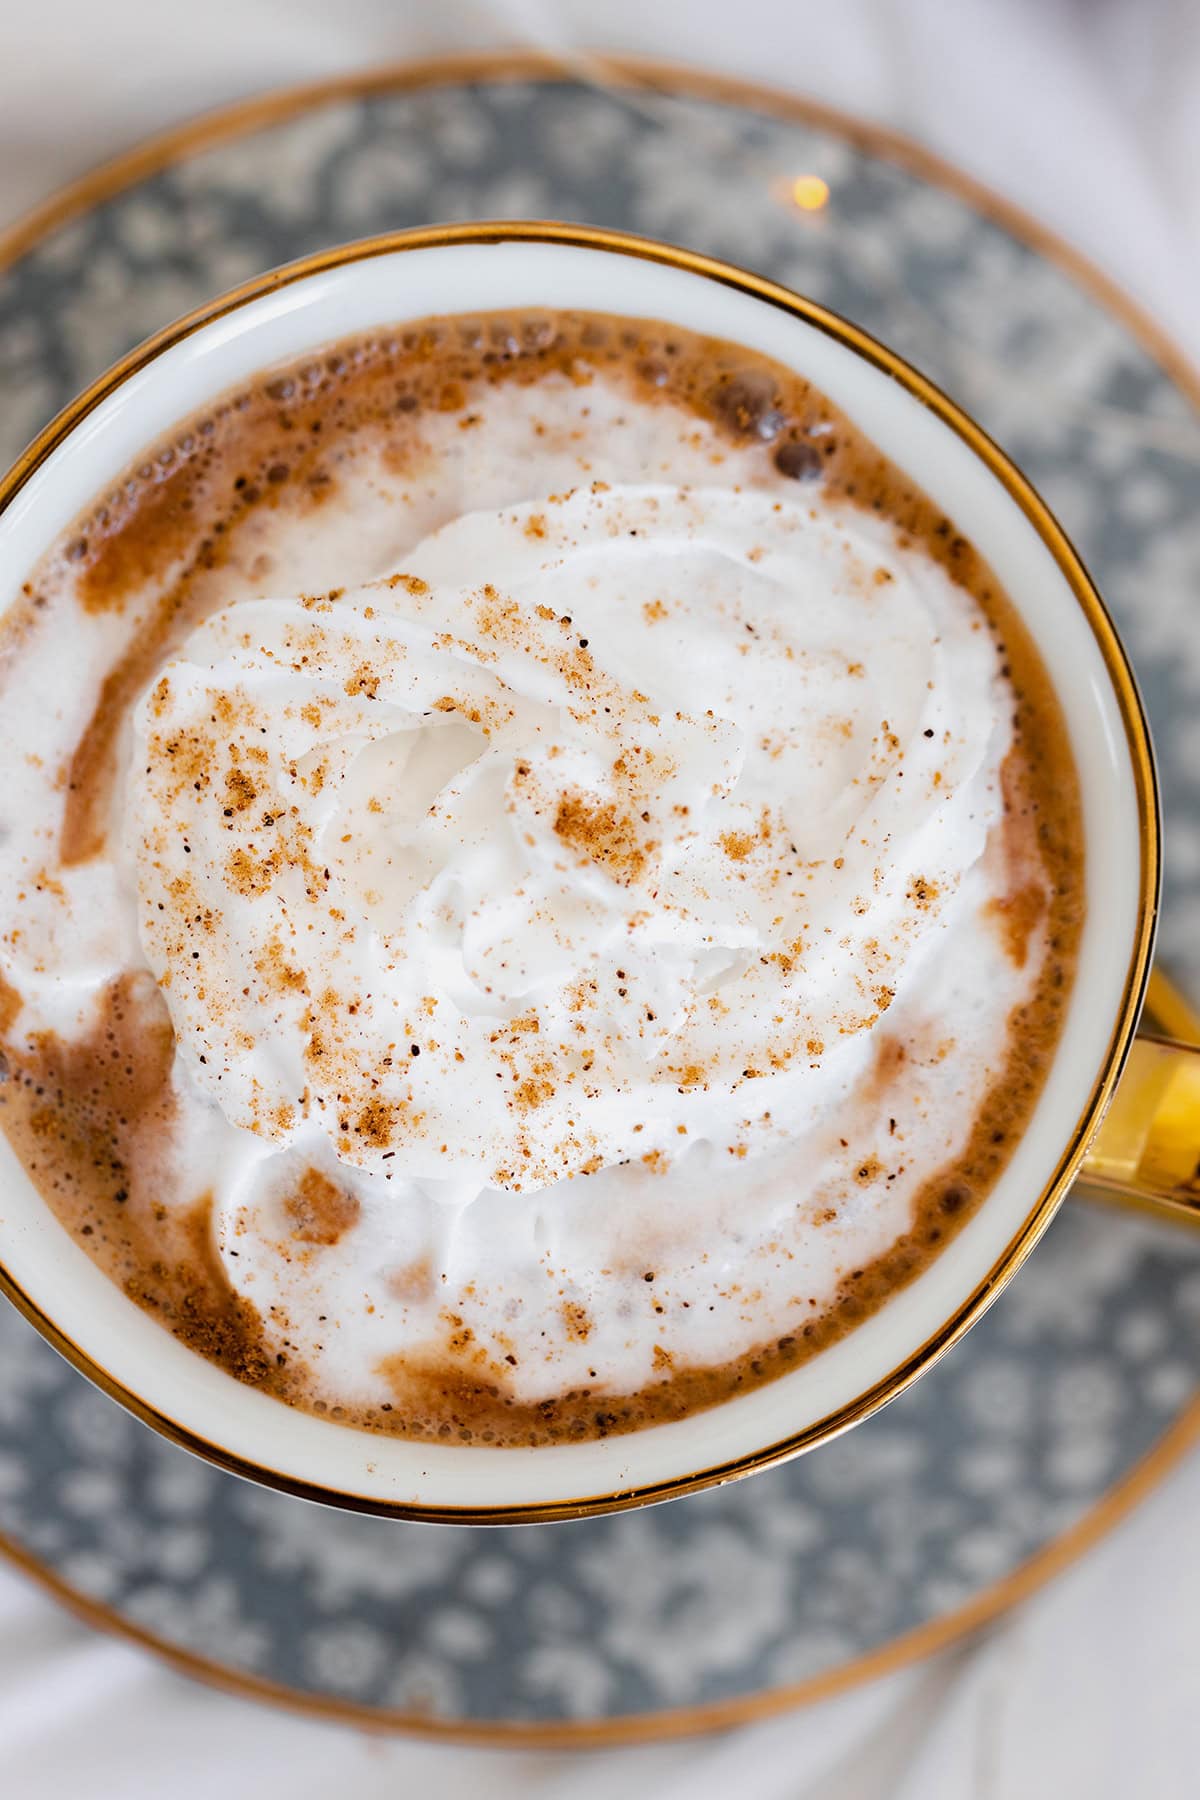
[0,224,1162,1523]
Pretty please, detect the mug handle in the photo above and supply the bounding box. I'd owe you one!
[1081,969,1200,1222]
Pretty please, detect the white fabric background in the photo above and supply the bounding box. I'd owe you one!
[1,2,1198,1794]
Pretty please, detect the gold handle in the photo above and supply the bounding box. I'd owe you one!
[1079,970,1200,1224]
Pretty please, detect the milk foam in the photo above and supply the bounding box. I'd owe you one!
[0,371,1041,1407]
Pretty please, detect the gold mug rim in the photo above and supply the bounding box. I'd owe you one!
[0,219,1161,1525]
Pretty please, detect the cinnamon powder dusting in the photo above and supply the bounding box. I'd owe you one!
[553,793,651,886]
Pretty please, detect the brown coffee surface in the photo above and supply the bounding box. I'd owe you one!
[0,310,1083,1446]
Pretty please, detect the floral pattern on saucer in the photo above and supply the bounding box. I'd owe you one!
[0,72,1198,1728]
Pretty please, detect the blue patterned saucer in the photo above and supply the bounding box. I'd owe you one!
[1,58,1199,1740]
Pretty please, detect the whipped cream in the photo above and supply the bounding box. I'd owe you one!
[0,363,1044,1410]
[131,483,1008,1202]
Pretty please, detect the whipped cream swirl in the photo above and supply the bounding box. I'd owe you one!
[131,483,1009,1200]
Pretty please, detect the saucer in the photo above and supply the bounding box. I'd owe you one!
[1,55,1199,1744]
